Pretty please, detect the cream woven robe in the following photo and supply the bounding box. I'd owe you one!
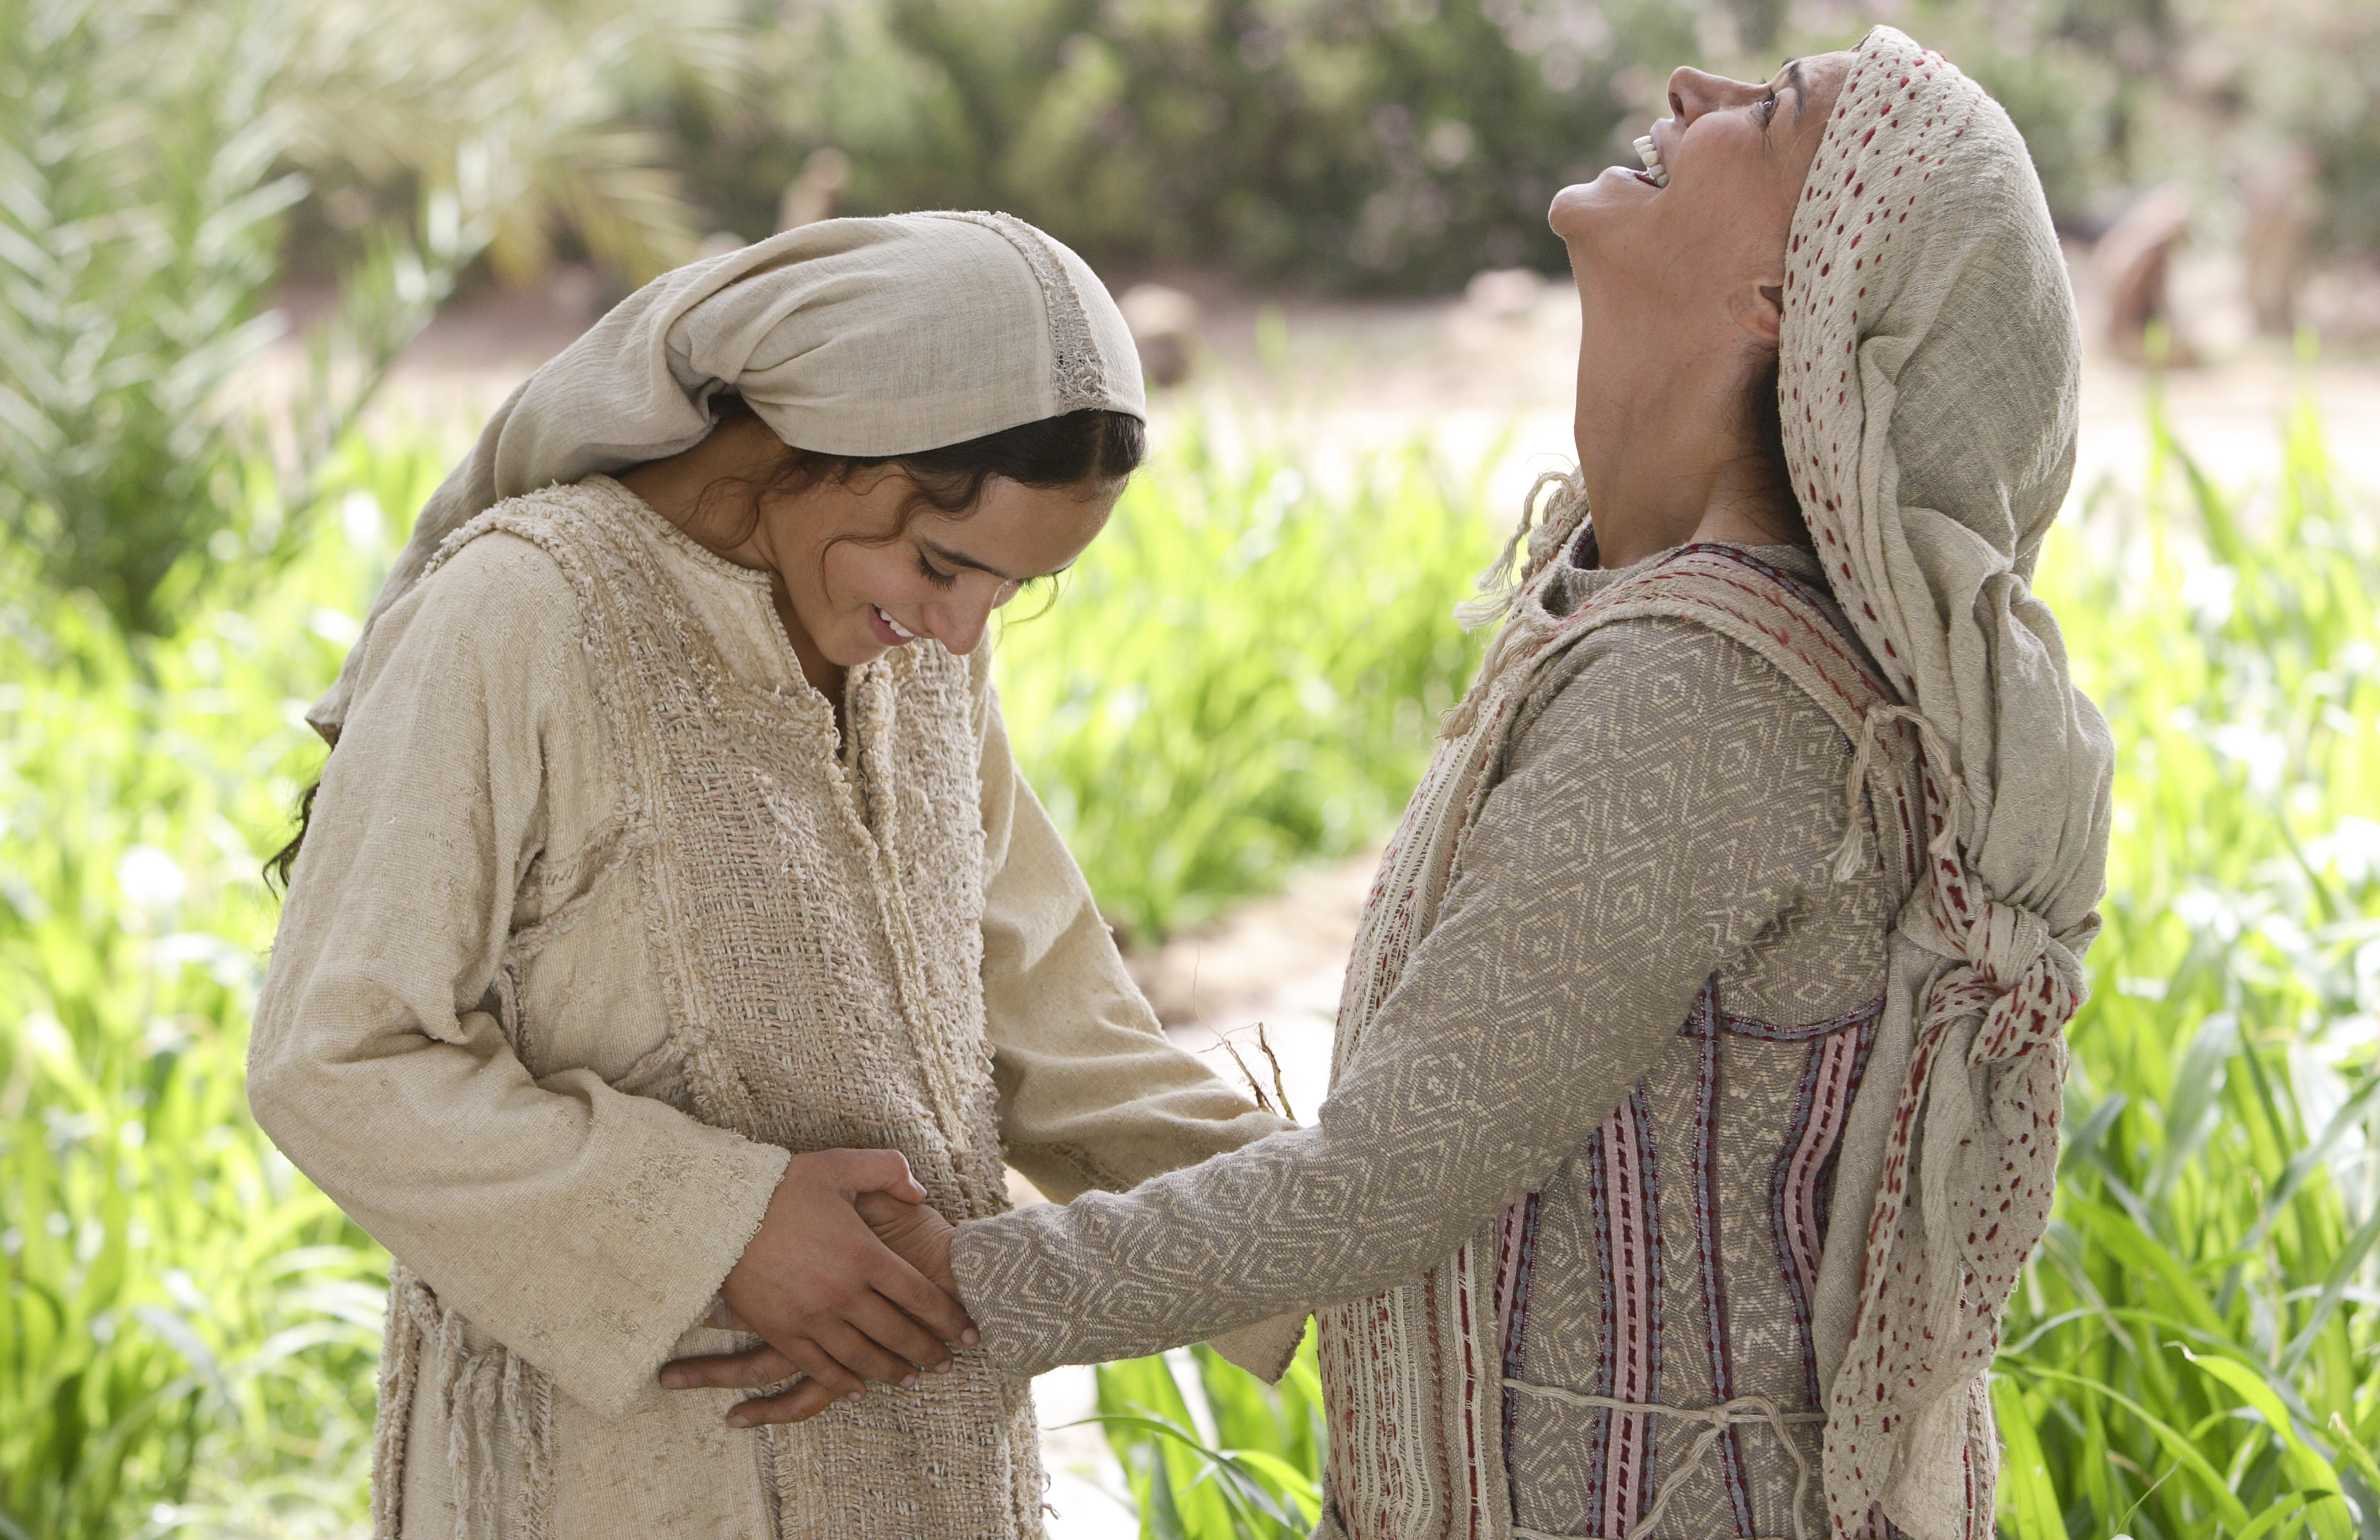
[252,479,1288,1539]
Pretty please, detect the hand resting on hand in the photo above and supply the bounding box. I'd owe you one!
[656,1149,971,1426]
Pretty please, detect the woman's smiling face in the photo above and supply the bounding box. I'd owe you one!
[1549,53,1854,325]
[779,467,1114,667]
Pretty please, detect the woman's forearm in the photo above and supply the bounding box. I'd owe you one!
[949,620,1843,1378]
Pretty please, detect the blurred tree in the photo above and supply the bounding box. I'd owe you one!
[2233,0,2380,263]
[0,0,318,637]
[0,0,739,638]
[673,0,2375,294]
[274,0,748,287]
[703,0,1701,291]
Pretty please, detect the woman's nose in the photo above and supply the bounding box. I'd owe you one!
[926,591,997,655]
[1666,66,1746,126]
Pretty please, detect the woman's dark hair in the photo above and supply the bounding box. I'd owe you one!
[265,780,318,893]
[264,403,1144,894]
[696,394,1145,547]
[1736,352,1810,547]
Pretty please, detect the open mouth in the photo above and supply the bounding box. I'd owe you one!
[1633,133,1670,188]
[870,603,916,644]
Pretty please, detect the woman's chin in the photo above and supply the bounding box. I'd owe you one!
[1548,167,1654,240]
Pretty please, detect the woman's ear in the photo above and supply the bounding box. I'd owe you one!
[1729,278,1786,344]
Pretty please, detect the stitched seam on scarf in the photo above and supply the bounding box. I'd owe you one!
[929,211,1106,412]
[1707,997,1886,1044]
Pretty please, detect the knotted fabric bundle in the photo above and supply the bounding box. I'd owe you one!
[308,210,1144,741]
[1778,28,2114,1539]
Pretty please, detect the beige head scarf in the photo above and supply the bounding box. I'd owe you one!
[309,210,1144,741]
[1779,28,2114,1539]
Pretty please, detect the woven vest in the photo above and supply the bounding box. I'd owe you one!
[373,481,1040,1540]
[1314,543,1949,1540]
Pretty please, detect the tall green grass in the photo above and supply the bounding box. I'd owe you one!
[994,414,1496,943]
[0,436,448,1539]
[1,400,2372,1539]
[1986,392,2380,1540]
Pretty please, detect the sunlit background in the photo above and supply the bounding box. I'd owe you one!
[3,1,2377,1536]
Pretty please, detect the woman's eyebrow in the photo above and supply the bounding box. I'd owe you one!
[1786,58,1808,122]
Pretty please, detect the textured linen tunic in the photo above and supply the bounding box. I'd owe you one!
[951,543,1902,1540]
[252,479,1287,1540]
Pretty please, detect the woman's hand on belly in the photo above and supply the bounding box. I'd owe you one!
[663,1191,965,1427]
[662,1149,975,1423]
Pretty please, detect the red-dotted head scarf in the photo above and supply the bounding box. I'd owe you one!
[1781,27,2114,1539]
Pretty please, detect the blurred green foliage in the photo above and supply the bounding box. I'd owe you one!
[0,435,452,1540]
[0,0,735,638]
[659,0,2380,286]
[994,417,1495,942]
[710,0,1699,289]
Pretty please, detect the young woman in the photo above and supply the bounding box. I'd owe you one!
[682,30,2115,1540]
[250,213,1292,1539]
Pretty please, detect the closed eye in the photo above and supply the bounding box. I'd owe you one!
[915,551,958,589]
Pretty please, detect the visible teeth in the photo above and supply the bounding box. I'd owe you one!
[1633,134,1669,187]
[877,605,914,640]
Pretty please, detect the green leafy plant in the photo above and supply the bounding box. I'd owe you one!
[0,0,747,642]
[994,412,1498,943]
[1990,387,2379,1540]
[1089,1337,1326,1540]
[0,433,448,1538]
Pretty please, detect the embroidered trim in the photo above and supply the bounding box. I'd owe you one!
[1686,982,1756,1536]
[1769,1009,1881,1409]
[371,1265,558,1540]
[1496,1191,1546,1491]
[925,211,1107,412]
[1587,1088,1663,1537]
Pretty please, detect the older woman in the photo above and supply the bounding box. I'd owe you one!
[674,28,2112,1540]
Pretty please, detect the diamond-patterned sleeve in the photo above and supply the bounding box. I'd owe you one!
[949,616,1858,1377]
[975,685,1294,1201]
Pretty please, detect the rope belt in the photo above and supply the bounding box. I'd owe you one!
[1501,1378,1826,1540]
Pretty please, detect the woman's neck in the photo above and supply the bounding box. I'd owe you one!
[1570,295,1799,569]
[618,420,849,709]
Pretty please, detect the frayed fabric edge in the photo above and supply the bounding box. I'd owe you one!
[372,1265,558,1540]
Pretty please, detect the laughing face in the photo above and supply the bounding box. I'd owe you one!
[1549,53,1854,334]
